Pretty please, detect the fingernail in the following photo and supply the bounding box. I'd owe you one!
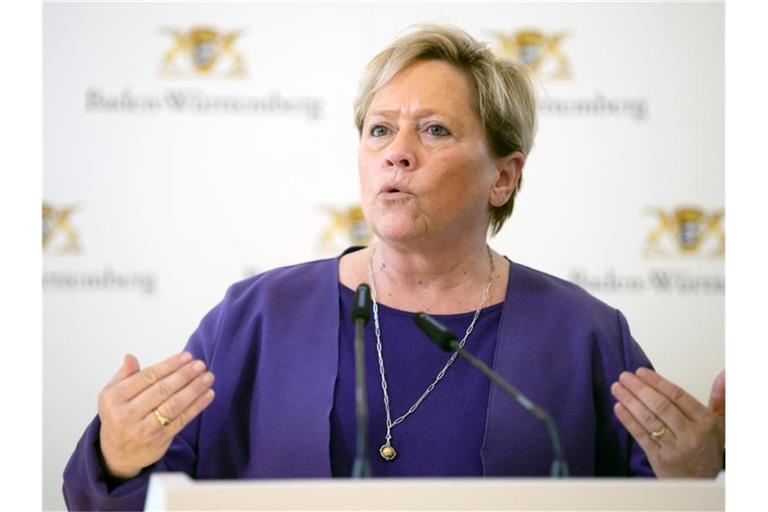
[193,360,205,372]
[202,372,214,384]
[207,389,215,399]
[180,351,192,362]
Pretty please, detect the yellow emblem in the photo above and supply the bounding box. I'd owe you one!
[42,202,81,254]
[492,29,571,80]
[319,205,373,252]
[644,207,724,257]
[160,27,245,78]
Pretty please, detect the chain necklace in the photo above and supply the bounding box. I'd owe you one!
[367,246,495,461]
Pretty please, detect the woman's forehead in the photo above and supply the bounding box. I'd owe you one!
[367,60,477,119]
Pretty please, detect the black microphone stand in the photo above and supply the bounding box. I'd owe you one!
[414,312,569,477]
[351,284,372,478]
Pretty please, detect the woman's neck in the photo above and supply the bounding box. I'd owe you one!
[373,238,490,289]
[340,239,509,314]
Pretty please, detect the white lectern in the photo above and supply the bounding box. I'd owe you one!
[145,473,724,511]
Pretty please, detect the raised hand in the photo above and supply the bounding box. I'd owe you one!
[97,352,216,479]
[611,368,725,478]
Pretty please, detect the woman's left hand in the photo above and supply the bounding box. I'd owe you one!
[611,368,725,477]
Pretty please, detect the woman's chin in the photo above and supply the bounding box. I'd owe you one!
[372,218,425,243]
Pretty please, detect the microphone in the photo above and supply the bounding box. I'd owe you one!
[414,312,569,477]
[351,284,371,324]
[351,284,372,478]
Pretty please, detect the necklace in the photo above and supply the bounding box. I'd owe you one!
[367,246,495,461]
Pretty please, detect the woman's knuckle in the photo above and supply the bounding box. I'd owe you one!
[163,398,181,419]
[99,387,118,407]
[655,397,672,416]
[640,410,655,425]
[669,385,685,403]
[155,380,172,401]
[140,368,158,384]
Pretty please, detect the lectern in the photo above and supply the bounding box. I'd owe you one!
[145,472,724,511]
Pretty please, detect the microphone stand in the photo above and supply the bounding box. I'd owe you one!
[414,312,569,477]
[351,284,372,478]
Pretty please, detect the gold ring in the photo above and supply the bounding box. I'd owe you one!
[650,426,666,441]
[154,409,172,427]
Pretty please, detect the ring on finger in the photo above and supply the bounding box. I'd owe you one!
[650,426,666,441]
[154,408,172,427]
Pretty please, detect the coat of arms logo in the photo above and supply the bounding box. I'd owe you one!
[43,202,81,254]
[318,205,373,253]
[644,207,724,257]
[492,29,571,80]
[160,27,246,78]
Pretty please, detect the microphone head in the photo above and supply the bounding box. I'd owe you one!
[414,312,458,352]
[351,284,372,325]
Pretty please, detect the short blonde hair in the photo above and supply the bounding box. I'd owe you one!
[354,25,537,235]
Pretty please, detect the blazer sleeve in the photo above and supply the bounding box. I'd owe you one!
[61,298,227,511]
[593,308,656,477]
[617,310,657,476]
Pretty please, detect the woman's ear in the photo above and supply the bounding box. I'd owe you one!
[490,151,525,207]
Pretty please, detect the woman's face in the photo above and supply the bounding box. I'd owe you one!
[358,59,504,247]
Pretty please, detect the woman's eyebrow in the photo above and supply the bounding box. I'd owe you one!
[368,108,450,119]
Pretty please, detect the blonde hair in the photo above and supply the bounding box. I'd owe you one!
[354,25,537,235]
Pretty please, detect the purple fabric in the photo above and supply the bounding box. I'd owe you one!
[63,249,654,511]
[331,283,501,477]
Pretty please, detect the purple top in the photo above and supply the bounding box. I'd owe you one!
[331,283,502,477]
[63,250,653,511]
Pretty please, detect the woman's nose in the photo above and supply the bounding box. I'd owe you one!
[385,130,417,171]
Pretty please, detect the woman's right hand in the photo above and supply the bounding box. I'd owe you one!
[97,352,216,479]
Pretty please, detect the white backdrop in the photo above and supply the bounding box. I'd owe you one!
[43,2,723,510]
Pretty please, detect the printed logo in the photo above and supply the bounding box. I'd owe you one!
[492,29,571,80]
[644,207,724,257]
[42,202,81,254]
[318,205,373,252]
[160,27,246,78]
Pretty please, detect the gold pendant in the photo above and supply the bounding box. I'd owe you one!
[379,443,397,461]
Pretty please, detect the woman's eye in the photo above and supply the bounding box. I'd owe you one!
[426,124,450,137]
[369,125,389,137]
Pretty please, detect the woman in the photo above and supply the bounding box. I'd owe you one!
[63,25,724,510]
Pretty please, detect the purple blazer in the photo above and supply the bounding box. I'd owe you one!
[63,253,653,510]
